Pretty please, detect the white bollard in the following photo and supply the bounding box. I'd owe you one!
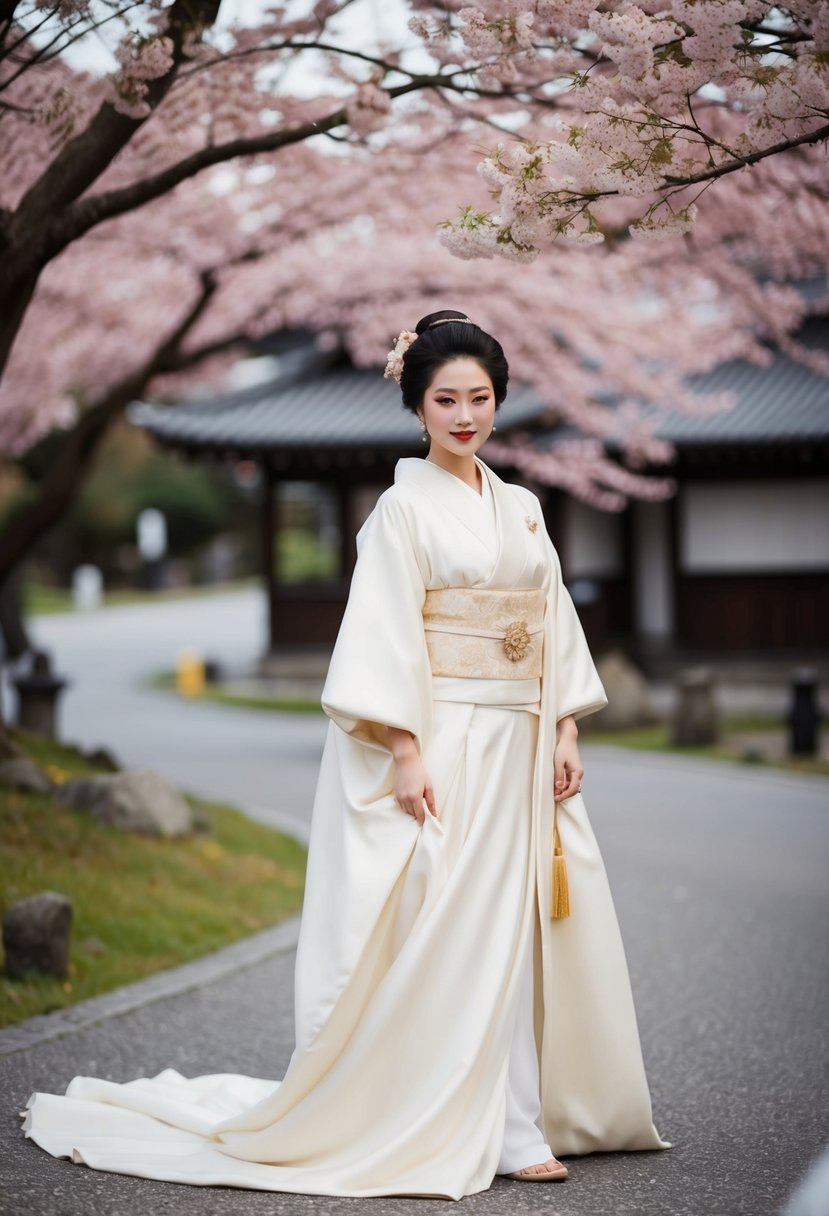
[71,565,103,611]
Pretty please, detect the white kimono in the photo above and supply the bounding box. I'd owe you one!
[21,455,670,1199]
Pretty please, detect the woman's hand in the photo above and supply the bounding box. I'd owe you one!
[386,727,438,825]
[554,715,584,802]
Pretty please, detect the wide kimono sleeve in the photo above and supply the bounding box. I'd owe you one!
[292,490,438,1053]
[320,488,434,756]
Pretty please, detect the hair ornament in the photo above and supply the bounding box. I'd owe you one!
[427,317,474,329]
[384,330,418,383]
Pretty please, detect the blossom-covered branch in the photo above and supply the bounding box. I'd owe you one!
[420,1,829,256]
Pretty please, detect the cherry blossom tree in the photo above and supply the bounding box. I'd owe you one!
[408,2,829,256]
[2,0,827,378]
[1,0,827,667]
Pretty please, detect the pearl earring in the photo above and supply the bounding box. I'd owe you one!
[491,424,497,432]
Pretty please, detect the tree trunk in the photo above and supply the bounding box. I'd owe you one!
[0,563,30,660]
[0,0,222,381]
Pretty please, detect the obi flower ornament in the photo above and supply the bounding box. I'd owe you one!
[504,619,531,662]
[384,329,418,382]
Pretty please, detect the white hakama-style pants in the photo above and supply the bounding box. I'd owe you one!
[497,909,555,1173]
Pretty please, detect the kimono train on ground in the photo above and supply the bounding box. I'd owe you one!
[20,454,670,1199]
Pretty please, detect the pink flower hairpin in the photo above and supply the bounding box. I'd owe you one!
[384,330,418,382]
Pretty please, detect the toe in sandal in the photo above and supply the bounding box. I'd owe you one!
[507,1160,569,1182]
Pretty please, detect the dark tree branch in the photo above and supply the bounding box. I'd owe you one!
[36,72,477,258]
[8,0,222,232]
[661,122,829,188]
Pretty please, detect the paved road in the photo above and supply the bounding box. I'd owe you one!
[6,590,327,841]
[2,595,828,1214]
[3,752,828,1215]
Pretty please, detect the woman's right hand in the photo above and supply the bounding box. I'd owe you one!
[386,728,438,825]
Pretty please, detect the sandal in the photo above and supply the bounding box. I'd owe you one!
[506,1157,569,1182]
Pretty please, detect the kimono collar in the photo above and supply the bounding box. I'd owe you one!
[394,455,501,576]
[394,454,492,499]
[394,454,545,591]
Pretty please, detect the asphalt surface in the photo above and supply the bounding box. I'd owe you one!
[10,591,328,842]
[2,594,828,1214]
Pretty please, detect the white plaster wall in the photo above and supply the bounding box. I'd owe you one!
[564,497,623,578]
[680,479,829,572]
[632,500,674,637]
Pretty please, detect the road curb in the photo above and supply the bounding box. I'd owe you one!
[0,913,302,1057]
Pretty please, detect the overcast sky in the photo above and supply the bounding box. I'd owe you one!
[63,0,423,92]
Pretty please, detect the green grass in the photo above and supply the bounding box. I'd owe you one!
[207,689,323,714]
[584,715,829,776]
[25,577,258,617]
[150,671,324,715]
[0,731,307,1028]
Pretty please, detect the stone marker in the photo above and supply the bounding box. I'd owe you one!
[3,891,73,979]
[593,649,654,729]
[0,756,54,794]
[55,768,194,837]
[12,650,69,739]
[670,666,719,746]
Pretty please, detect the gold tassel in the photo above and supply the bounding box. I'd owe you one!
[551,803,571,919]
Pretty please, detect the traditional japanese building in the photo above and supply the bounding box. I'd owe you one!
[130,317,829,670]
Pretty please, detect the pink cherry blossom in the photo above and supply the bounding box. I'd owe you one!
[0,0,825,518]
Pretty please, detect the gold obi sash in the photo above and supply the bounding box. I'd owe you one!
[422,587,546,680]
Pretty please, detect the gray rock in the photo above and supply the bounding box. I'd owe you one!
[0,756,54,794]
[593,648,654,729]
[2,891,72,979]
[55,768,194,837]
[81,746,120,772]
[670,666,719,746]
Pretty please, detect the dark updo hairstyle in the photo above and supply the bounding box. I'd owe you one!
[399,309,509,413]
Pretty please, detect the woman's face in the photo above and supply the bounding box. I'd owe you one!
[416,358,497,459]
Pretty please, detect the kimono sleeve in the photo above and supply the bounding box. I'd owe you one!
[320,489,434,756]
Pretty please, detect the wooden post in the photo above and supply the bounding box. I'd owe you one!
[336,479,356,579]
[261,461,277,652]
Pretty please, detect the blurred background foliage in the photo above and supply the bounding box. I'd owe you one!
[0,421,342,606]
[2,422,258,596]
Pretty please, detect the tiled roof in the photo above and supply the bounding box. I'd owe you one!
[641,316,829,445]
[130,318,829,452]
[129,364,545,452]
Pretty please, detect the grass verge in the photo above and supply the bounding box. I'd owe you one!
[150,671,324,715]
[0,729,307,1028]
[583,716,829,776]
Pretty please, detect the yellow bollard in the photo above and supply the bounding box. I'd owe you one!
[176,649,205,698]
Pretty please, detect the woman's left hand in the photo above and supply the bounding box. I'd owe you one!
[553,735,584,802]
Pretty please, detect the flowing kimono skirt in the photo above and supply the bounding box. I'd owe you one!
[22,699,552,1199]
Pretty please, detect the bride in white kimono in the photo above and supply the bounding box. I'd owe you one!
[20,310,670,1199]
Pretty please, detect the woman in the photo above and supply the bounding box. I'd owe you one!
[21,310,669,1199]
